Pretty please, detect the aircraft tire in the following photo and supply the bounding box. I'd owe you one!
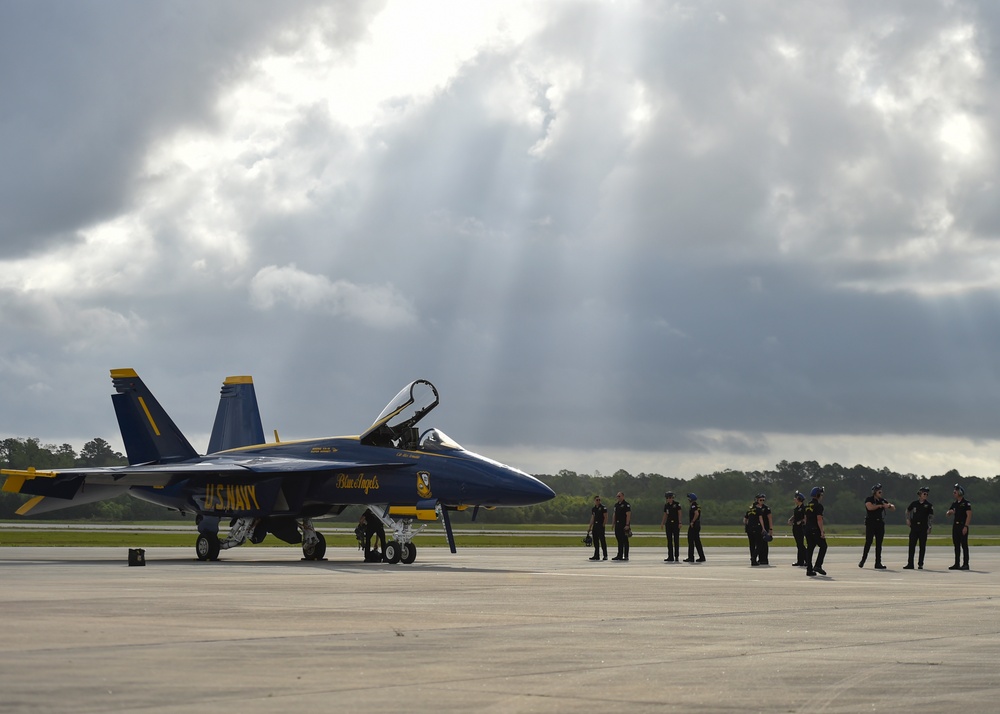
[384,541,402,564]
[401,542,417,564]
[303,532,327,561]
[196,533,221,562]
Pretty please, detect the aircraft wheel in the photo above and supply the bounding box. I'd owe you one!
[400,542,417,564]
[196,533,220,561]
[303,532,327,561]
[384,541,402,564]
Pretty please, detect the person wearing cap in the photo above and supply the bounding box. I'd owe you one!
[683,493,706,562]
[756,493,773,565]
[611,491,631,561]
[904,487,933,570]
[805,486,827,576]
[586,495,608,561]
[743,496,765,566]
[660,491,683,562]
[946,484,972,570]
[859,484,895,570]
[787,492,807,567]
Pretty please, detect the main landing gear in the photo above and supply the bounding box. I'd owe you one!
[300,519,327,561]
[194,516,326,561]
[382,541,418,564]
[367,509,422,565]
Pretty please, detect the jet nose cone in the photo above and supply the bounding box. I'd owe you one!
[509,470,555,505]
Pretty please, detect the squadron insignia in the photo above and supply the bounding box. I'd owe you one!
[417,471,432,499]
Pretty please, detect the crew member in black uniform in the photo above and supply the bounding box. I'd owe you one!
[743,498,764,566]
[660,491,683,562]
[683,493,706,562]
[587,495,608,561]
[359,508,386,562]
[755,493,773,565]
[946,484,972,570]
[788,492,807,566]
[859,484,895,570]
[611,491,631,561]
[805,486,827,577]
[904,487,933,570]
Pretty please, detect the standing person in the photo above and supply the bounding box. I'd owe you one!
[743,498,764,566]
[661,491,683,562]
[904,487,933,570]
[859,484,895,570]
[359,508,386,562]
[805,486,827,577]
[946,484,972,570]
[587,495,608,561]
[788,492,807,567]
[755,493,773,565]
[611,491,631,561]
[683,493,706,562]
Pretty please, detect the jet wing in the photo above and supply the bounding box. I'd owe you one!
[1,456,411,506]
[3,455,407,481]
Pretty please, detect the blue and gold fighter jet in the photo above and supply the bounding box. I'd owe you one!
[1,370,555,562]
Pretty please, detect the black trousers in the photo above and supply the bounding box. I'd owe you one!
[861,521,885,565]
[592,528,607,559]
[687,524,705,560]
[746,530,760,563]
[757,533,769,564]
[792,524,807,564]
[364,526,386,560]
[664,524,680,560]
[614,526,629,559]
[806,530,827,571]
[907,526,928,567]
[952,524,969,566]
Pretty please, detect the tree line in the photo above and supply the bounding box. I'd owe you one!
[491,461,1000,527]
[3,437,999,526]
[0,437,186,521]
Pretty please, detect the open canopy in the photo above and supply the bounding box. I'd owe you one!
[359,380,441,448]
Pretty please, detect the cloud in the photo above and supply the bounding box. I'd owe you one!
[0,2,372,257]
[248,264,417,328]
[3,2,1000,482]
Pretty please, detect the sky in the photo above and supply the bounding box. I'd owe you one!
[2,0,1000,481]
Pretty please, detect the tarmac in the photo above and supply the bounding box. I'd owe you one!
[1,545,998,713]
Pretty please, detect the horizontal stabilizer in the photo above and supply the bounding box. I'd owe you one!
[16,485,129,515]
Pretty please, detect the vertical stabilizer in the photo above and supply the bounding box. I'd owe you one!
[207,376,265,453]
[110,369,198,464]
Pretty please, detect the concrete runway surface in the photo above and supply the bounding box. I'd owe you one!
[1,545,998,713]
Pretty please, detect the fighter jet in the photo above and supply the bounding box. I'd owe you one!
[1,370,555,562]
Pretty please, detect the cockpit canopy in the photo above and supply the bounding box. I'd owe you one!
[360,380,443,449]
[417,427,461,451]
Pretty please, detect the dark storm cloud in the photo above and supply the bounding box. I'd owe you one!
[0,1,375,256]
[305,0,1000,460]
